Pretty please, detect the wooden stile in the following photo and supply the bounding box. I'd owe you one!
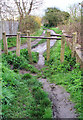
[27,30,32,63]
[2,32,8,54]
[47,31,50,62]
[71,32,77,57]
[60,35,65,63]
[16,32,21,56]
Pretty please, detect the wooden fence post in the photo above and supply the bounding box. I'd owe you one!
[47,31,50,62]
[72,32,77,57]
[27,30,32,63]
[16,32,21,56]
[60,35,65,63]
[2,32,8,54]
[80,2,83,68]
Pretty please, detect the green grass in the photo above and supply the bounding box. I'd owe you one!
[42,40,82,118]
[1,37,27,50]
[2,47,52,119]
[31,27,44,41]
[2,66,52,119]
[49,27,62,35]
[2,49,39,73]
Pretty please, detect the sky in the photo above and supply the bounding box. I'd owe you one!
[33,0,82,17]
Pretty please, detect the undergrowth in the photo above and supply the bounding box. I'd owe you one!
[2,49,38,73]
[42,40,82,118]
[2,66,52,119]
[1,47,52,119]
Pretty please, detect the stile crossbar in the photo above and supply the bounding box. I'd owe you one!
[3,31,74,63]
[51,34,73,38]
[6,34,61,40]
[20,36,61,40]
[6,34,72,38]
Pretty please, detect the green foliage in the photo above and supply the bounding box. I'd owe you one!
[43,40,82,118]
[22,73,32,79]
[2,54,52,118]
[31,27,44,41]
[2,29,52,119]
[2,66,21,106]
[19,15,41,33]
[43,7,70,27]
[50,27,62,34]
[2,49,38,73]
[2,66,52,118]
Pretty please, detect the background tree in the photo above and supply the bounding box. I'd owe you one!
[43,7,70,27]
[19,15,41,33]
[58,3,81,44]
[0,0,43,33]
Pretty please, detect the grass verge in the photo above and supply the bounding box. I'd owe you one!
[1,48,52,119]
[42,40,82,118]
[49,27,62,34]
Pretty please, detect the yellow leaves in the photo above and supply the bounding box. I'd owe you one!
[34,16,42,27]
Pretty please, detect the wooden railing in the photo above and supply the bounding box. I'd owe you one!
[2,30,62,63]
[62,31,83,68]
[2,30,83,68]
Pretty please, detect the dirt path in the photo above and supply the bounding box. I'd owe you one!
[32,30,56,69]
[32,29,78,118]
[39,78,78,118]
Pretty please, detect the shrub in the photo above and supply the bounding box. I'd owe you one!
[19,15,41,33]
[22,73,32,79]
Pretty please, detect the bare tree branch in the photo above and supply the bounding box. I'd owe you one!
[0,0,43,20]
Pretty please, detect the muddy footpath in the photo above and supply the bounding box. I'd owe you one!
[32,29,78,119]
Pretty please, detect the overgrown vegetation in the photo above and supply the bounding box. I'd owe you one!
[43,7,70,27]
[58,3,81,45]
[42,40,82,118]
[19,15,41,33]
[2,49,39,73]
[1,48,52,119]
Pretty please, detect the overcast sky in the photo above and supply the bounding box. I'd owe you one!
[33,0,82,17]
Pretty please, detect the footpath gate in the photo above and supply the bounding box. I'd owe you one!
[2,30,78,64]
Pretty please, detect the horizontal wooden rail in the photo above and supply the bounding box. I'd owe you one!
[51,34,73,38]
[20,36,61,40]
[6,34,27,37]
[6,34,61,40]
[6,34,72,38]
[6,34,17,37]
